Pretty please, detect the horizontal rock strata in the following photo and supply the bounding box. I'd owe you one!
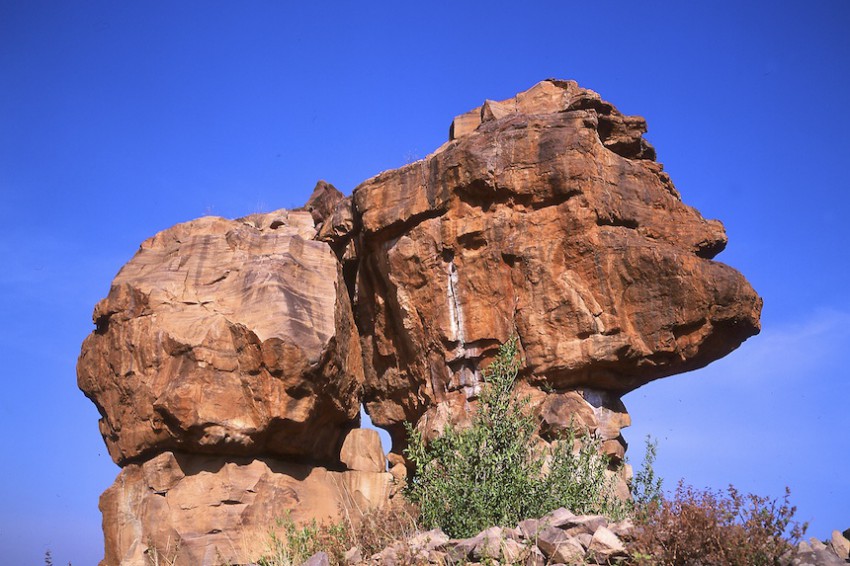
[100,451,393,565]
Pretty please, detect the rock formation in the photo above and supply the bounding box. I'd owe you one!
[77,210,389,565]
[353,79,760,461]
[78,79,762,565]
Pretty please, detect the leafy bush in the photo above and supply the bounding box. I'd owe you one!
[629,481,807,566]
[404,337,626,538]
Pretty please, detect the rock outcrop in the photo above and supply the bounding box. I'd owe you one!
[78,210,363,466]
[99,450,393,566]
[78,79,762,565]
[353,79,761,457]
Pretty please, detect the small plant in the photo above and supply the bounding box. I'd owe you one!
[257,512,347,566]
[145,536,180,566]
[404,337,625,538]
[255,502,421,566]
[630,435,664,510]
[629,481,808,566]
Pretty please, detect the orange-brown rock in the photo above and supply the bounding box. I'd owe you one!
[77,209,363,465]
[339,428,387,473]
[78,79,764,565]
[353,80,761,451]
[99,451,393,566]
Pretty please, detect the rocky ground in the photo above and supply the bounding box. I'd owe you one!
[298,514,850,566]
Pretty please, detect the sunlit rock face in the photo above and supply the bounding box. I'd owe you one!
[98,451,392,566]
[77,210,364,466]
[352,80,761,453]
[78,80,762,565]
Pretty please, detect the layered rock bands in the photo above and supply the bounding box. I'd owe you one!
[78,80,762,565]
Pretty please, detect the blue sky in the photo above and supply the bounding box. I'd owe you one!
[2,1,848,563]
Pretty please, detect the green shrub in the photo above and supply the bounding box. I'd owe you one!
[404,337,626,538]
[630,435,664,510]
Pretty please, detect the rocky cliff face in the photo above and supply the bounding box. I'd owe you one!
[78,80,762,565]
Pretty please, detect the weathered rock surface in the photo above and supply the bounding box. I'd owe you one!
[78,79,764,565]
[100,451,393,566]
[782,538,850,566]
[353,79,761,452]
[77,209,363,465]
[832,530,850,560]
[339,428,386,473]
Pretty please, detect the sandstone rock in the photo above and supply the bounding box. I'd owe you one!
[788,539,847,566]
[560,514,608,537]
[354,79,761,453]
[304,180,345,226]
[470,526,505,560]
[449,107,482,140]
[340,428,386,472]
[78,210,363,465]
[301,552,330,566]
[518,517,542,539]
[500,538,526,563]
[99,451,392,566]
[406,528,450,552]
[587,526,626,562]
[524,545,546,566]
[536,527,585,563]
[608,517,635,540]
[343,546,362,565]
[539,507,578,529]
[830,530,850,559]
[574,532,593,549]
[80,79,765,563]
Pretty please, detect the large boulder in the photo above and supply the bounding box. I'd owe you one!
[99,451,393,566]
[78,80,764,565]
[352,80,761,450]
[77,209,363,465]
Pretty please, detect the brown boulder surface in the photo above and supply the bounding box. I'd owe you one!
[353,79,761,449]
[77,209,363,465]
[78,79,763,565]
[99,451,392,566]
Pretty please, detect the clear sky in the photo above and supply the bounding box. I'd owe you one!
[1,1,848,564]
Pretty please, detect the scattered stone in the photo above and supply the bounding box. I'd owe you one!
[518,518,542,539]
[300,551,329,566]
[343,546,361,565]
[588,526,627,561]
[406,528,449,552]
[470,526,505,560]
[561,514,608,537]
[500,538,526,563]
[536,526,585,563]
[539,507,577,529]
[608,517,635,540]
